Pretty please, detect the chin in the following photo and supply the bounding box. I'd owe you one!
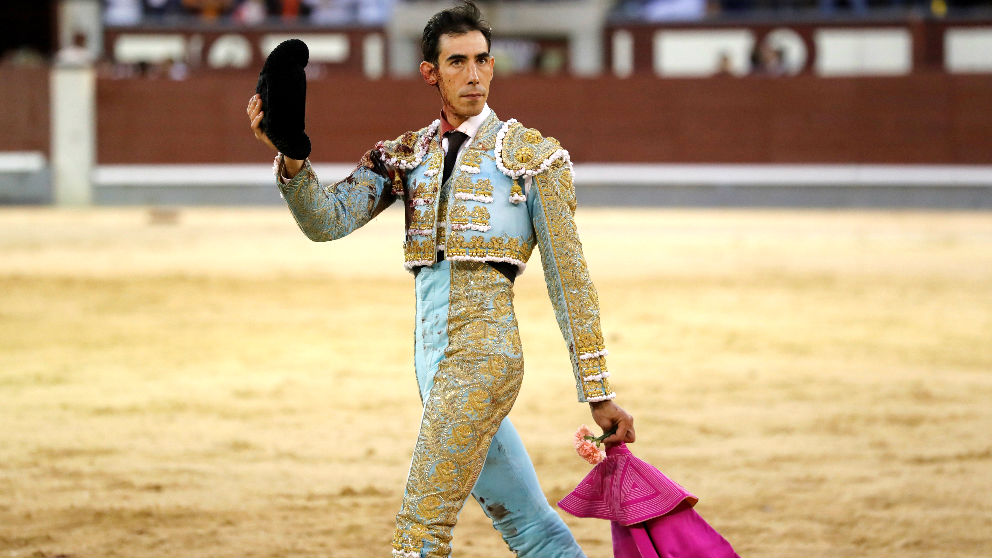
[461,102,485,116]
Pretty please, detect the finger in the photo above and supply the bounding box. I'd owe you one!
[611,422,628,444]
[251,113,264,133]
[625,424,636,443]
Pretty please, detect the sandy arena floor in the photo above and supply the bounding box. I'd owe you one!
[1,206,991,557]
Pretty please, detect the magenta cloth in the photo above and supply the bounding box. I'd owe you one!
[558,443,739,558]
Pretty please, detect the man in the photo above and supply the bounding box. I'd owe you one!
[246,3,634,557]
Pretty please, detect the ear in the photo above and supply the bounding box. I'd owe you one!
[419,61,438,86]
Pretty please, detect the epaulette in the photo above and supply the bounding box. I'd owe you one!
[377,119,441,170]
[494,119,571,179]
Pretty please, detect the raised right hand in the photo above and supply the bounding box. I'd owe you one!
[247,93,304,177]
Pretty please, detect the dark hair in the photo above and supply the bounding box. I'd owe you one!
[421,1,492,65]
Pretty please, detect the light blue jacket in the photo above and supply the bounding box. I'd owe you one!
[277,109,614,403]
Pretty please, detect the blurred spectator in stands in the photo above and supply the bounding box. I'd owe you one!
[749,42,786,76]
[612,0,709,20]
[713,51,735,77]
[310,0,395,25]
[263,0,312,20]
[143,0,185,19]
[766,47,786,76]
[105,0,142,25]
[819,0,868,14]
[165,57,190,79]
[643,0,706,20]
[309,0,359,24]
[182,0,234,20]
[233,0,267,23]
[55,32,94,67]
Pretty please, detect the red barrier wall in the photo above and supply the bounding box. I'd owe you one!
[96,72,992,165]
[0,67,50,155]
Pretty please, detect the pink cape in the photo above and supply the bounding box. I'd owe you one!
[558,443,739,558]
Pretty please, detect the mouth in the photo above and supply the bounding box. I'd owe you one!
[462,92,484,100]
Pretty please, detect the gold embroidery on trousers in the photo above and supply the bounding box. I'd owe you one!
[392,262,523,558]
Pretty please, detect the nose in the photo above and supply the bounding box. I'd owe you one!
[467,62,480,84]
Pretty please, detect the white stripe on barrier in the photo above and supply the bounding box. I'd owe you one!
[0,152,47,173]
[88,163,992,188]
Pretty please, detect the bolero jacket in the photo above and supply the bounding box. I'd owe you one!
[276,109,614,403]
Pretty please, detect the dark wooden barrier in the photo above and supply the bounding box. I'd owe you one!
[96,72,992,165]
[0,67,50,155]
[4,68,990,164]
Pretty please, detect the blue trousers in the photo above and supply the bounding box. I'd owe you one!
[403,259,585,558]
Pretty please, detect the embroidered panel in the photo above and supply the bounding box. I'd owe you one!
[378,120,441,171]
[452,175,493,203]
[392,261,524,558]
[401,111,536,272]
[497,121,564,177]
[278,158,394,242]
[449,205,491,232]
[445,233,533,266]
[410,207,437,236]
[528,157,614,402]
[404,239,437,267]
[410,181,438,205]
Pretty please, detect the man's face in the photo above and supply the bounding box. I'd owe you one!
[420,30,494,125]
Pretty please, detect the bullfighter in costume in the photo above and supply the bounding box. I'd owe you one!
[247,3,635,557]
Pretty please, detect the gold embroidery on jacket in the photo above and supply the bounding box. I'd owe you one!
[410,208,435,232]
[531,155,613,400]
[449,205,491,229]
[499,122,563,176]
[279,159,393,242]
[404,239,435,264]
[411,181,437,205]
[460,150,482,171]
[445,233,532,264]
[453,176,494,200]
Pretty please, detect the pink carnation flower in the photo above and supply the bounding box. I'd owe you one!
[574,425,607,465]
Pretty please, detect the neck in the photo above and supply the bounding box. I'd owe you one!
[441,105,472,129]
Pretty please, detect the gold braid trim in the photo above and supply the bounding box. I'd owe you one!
[495,120,566,179]
[378,120,441,171]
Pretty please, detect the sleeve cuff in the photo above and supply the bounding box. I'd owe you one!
[578,353,614,402]
[274,153,313,199]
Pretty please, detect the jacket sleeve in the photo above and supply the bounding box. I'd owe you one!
[276,150,397,241]
[527,157,615,403]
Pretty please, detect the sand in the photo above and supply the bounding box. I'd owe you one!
[1,206,990,557]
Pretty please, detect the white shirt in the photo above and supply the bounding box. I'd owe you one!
[440,104,491,159]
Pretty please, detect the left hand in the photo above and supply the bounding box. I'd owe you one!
[590,400,635,445]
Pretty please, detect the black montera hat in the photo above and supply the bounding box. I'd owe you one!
[255,39,311,160]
